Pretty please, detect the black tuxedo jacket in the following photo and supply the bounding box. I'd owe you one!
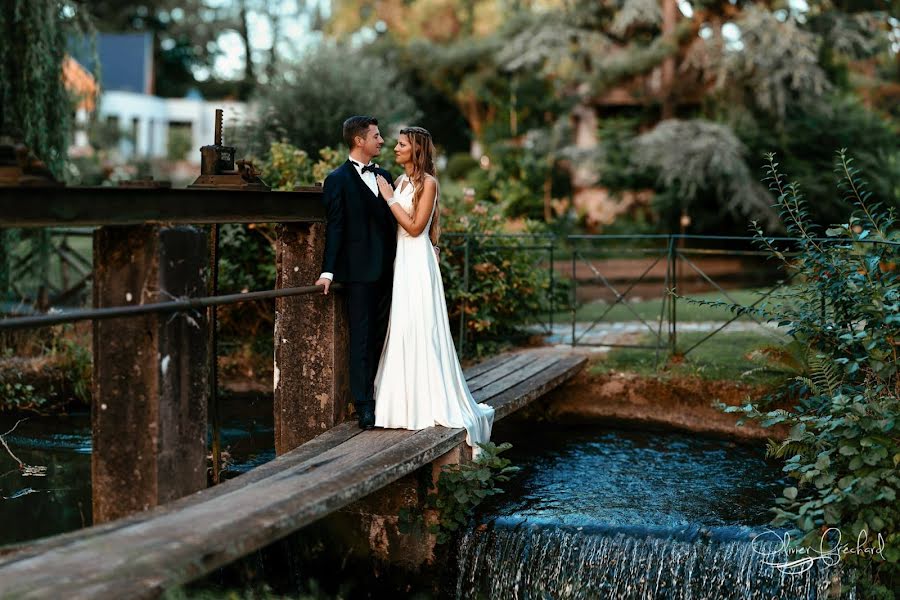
[320,160,397,283]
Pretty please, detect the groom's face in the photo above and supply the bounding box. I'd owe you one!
[358,125,384,159]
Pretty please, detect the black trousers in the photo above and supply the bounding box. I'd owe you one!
[346,273,392,412]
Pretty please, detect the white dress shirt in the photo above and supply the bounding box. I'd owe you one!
[319,156,379,282]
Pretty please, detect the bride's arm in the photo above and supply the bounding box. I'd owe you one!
[376,175,436,238]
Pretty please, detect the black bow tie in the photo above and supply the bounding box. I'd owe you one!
[352,161,378,174]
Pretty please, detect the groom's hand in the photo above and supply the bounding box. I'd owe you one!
[315,278,331,295]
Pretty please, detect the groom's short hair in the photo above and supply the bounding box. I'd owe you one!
[343,116,378,148]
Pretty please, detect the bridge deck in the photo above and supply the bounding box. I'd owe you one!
[0,348,585,599]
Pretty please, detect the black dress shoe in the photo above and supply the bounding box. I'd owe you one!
[358,407,376,430]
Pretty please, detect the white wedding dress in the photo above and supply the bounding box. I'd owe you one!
[374,175,494,457]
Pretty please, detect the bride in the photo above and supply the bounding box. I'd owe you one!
[373,126,494,458]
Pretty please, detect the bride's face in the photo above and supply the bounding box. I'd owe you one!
[394,134,412,165]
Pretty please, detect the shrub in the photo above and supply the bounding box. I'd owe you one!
[439,190,566,358]
[166,126,193,161]
[399,441,520,544]
[719,150,899,598]
[445,152,479,180]
[233,44,419,158]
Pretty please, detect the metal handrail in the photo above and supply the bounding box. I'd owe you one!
[0,284,335,331]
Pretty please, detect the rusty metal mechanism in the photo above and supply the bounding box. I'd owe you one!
[0,138,63,187]
[118,177,172,189]
[188,109,269,190]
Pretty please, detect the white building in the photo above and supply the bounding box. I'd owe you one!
[97,91,250,163]
[72,33,251,164]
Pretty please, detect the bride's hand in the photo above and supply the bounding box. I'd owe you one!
[376,175,393,201]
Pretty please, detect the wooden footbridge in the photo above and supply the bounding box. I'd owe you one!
[0,349,583,598]
[0,172,585,597]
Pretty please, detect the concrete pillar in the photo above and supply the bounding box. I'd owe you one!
[273,222,349,454]
[334,442,473,569]
[91,225,210,523]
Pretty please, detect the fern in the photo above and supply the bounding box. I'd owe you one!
[806,353,842,398]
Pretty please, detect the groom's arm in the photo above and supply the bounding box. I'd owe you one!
[317,172,344,294]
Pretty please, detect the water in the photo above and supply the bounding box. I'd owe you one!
[0,414,92,545]
[456,423,849,599]
[0,408,852,598]
[0,393,275,547]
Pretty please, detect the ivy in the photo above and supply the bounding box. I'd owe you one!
[0,1,94,178]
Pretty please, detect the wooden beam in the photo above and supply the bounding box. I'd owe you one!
[0,186,324,228]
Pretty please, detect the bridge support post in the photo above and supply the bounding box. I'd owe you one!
[274,222,349,454]
[310,442,471,581]
[92,225,210,523]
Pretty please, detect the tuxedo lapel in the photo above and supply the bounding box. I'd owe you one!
[346,160,380,201]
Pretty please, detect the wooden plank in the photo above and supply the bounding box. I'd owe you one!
[489,356,587,420]
[0,421,365,562]
[461,351,519,380]
[0,350,587,599]
[474,354,562,401]
[466,353,535,392]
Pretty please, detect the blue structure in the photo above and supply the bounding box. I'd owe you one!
[70,33,154,94]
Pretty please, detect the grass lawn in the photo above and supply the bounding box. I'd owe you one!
[559,287,795,323]
[589,329,796,387]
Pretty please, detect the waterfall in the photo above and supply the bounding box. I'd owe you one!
[456,518,852,600]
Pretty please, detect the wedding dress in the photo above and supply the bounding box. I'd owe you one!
[373,175,494,456]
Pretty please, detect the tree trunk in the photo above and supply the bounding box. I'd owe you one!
[660,0,678,119]
[238,0,255,86]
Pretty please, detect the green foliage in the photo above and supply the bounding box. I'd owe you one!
[445,153,480,180]
[51,334,91,405]
[0,1,94,177]
[736,94,900,229]
[0,324,91,412]
[631,119,779,231]
[0,378,48,413]
[719,151,899,598]
[591,330,792,387]
[401,441,520,545]
[238,44,419,158]
[167,126,193,161]
[438,194,565,358]
[257,142,347,191]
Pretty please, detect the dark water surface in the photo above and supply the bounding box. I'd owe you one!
[484,423,786,529]
[0,393,275,547]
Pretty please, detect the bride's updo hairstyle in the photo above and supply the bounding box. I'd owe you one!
[400,126,440,246]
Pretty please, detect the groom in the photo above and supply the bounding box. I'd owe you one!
[315,116,397,430]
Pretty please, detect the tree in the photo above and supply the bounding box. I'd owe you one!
[86,0,311,99]
[234,43,419,158]
[0,1,94,177]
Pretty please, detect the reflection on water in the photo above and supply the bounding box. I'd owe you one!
[487,424,788,528]
[0,414,92,546]
[0,393,276,547]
